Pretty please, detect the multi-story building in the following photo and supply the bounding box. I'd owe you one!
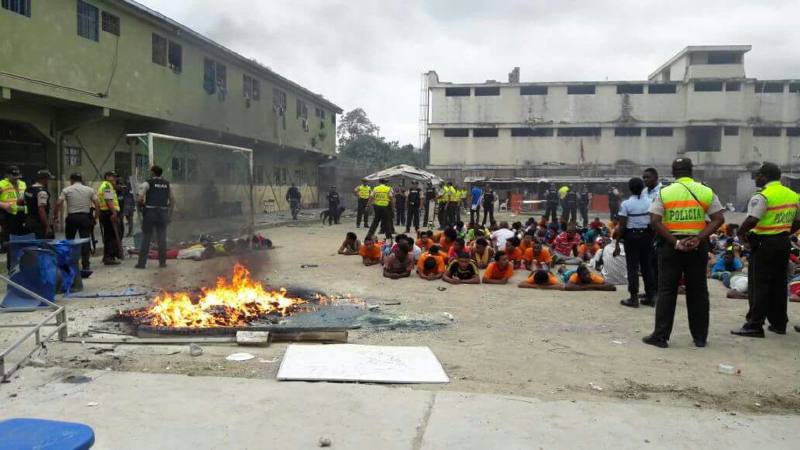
[424,45,800,205]
[0,0,340,210]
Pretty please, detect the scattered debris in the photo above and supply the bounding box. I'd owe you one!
[589,382,603,392]
[86,402,99,407]
[300,264,319,268]
[442,312,455,321]
[318,437,332,447]
[436,287,446,291]
[367,304,380,311]
[236,331,270,347]
[718,364,741,375]
[694,402,702,408]
[382,301,401,306]
[226,352,255,362]
[610,340,625,345]
[63,375,92,384]
[189,344,203,357]
[259,358,279,364]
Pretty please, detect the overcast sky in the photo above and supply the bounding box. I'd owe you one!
[139,0,799,146]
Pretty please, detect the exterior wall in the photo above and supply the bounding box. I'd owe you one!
[0,0,337,155]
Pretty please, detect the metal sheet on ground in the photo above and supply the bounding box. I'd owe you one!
[277,344,449,384]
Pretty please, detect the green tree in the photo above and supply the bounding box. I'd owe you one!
[336,108,424,168]
[336,108,380,148]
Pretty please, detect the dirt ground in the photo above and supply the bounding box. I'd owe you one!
[2,211,799,415]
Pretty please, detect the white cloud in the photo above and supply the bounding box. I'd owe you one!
[137,0,800,145]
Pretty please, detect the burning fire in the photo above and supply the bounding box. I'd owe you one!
[122,264,307,328]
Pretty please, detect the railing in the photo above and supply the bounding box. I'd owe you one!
[0,274,68,382]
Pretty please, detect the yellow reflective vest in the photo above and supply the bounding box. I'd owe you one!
[357,185,371,199]
[0,178,26,215]
[753,181,798,235]
[373,184,391,207]
[97,180,120,212]
[660,177,713,235]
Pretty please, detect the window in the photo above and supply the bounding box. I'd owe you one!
[168,41,182,72]
[445,87,470,97]
[243,75,260,101]
[473,128,498,138]
[273,88,287,112]
[77,1,99,41]
[296,99,308,118]
[646,127,673,137]
[186,158,198,181]
[685,127,721,152]
[215,63,227,92]
[755,81,784,93]
[203,58,216,94]
[567,85,595,95]
[171,157,185,182]
[511,128,553,137]
[474,87,500,96]
[753,127,782,137]
[315,107,326,119]
[723,126,739,136]
[648,83,677,94]
[616,84,644,95]
[101,11,120,36]
[135,154,148,171]
[64,146,82,166]
[443,128,469,137]
[2,0,31,17]
[787,128,800,137]
[615,127,641,137]
[694,81,723,92]
[520,85,548,95]
[725,81,741,92]
[152,34,167,66]
[707,52,742,64]
[789,83,800,93]
[557,128,601,137]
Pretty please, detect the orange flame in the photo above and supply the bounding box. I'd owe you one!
[123,264,307,328]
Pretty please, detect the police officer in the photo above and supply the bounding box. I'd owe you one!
[436,184,448,229]
[578,185,591,228]
[643,158,724,348]
[405,181,422,233]
[326,185,341,226]
[544,183,558,223]
[563,185,578,224]
[423,182,436,228]
[24,169,54,239]
[286,183,301,220]
[481,185,496,226]
[354,179,371,228]
[731,162,800,337]
[53,173,100,271]
[98,170,122,265]
[394,188,406,227]
[367,178,393,240]
[135,165,174,269]
[445,181,458,227]
[0,165,26,268]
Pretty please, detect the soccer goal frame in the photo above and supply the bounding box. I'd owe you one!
[125,132,255,237]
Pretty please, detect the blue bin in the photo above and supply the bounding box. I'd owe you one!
[0,418,95,449]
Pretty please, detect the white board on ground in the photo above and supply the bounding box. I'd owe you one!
[277,344,449,384]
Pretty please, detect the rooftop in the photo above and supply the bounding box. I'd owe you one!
[647,45,752,81]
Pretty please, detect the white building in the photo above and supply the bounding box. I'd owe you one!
[424,45,800,205]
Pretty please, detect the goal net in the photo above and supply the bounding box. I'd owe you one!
[126,133,254,243]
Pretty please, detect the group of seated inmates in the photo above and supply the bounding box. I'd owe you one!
[337,217,623,291]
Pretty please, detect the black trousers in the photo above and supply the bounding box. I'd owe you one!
[406,207,420,232]
[367,205,393,239]
[289,198,300,220]
[446,202,458,227]
[99,210,121,261]
[356,198,370,228]
[395,206,406,226]
[24,216,48,239]
[137,208,168,267]
[579,205,589,227]
[544,203,558,223]
[561,203,577,224]
[1,212,24,269]
[481,204,495,226]
[623,229,656,300]
[470,205,480,225]
[65,212,94,269]
[652,239,710,342]
[327,203,340,225]
[437,203,447,229]
[609,203,620,220]
[423,200,433,227]
[746,233,790,330]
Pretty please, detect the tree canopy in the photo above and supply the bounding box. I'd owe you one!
[336,108,425,168]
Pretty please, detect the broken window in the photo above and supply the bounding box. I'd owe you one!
[685,126,721,152]
[203,58,216,94]
[443,128,469,137]
[789,83,800,93]
[723,126,739,136]
[755,81,784,93]
[557,128,601,137]
[648,83,677,94]
[725,81,741,92]
[646,127,673,137]
[168,41,182,72]
[707,52,742,64]
[614,127,641,137]
[2,0,31,17]
[616,84,644,95]
[511,128,553,137]
[474,87,500,96]
[520,86,548,96]
[472,128,498,138]
[787,128,800,137]
[101,11,120,35]
[694,81,723,92]
[273,88,287,112]
[64,146,82,167]
[215,63,227,93]
[152,34,167,66]
[753,127,782,137]
[567,85,595,95]
[77,0,99,41]
[243,75,256,100]
[445,87,471,97]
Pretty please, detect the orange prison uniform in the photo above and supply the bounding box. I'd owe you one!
[568,272,605,285]
[359,244,382,261]
[484,262,514,281]
[527,272,560,285]
[417,254,445,275]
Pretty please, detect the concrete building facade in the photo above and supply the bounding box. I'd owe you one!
[0,0,341,211]
[425,46,800,206]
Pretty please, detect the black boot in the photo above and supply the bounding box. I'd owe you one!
[620,297,639,308]
[730,325,765,338]
[642,334,668,348]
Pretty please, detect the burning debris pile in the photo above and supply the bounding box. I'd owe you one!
[119,264,311,328]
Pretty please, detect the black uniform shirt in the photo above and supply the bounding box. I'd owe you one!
[327,191,340,206]
[407,188,421,208]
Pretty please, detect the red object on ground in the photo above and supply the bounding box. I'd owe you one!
[148,248,179,260]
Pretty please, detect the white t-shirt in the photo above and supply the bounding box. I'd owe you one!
[590,241,628,285]
[491,228,515,251]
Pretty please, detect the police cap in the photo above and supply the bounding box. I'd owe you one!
[5,165,20,176]
[672,157,693,172]
[755,162,781,181]
[104,170,119,178]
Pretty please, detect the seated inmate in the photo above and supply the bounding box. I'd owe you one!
[338,232,361,255]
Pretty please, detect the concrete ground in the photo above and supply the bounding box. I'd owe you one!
[2,210,799,448]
